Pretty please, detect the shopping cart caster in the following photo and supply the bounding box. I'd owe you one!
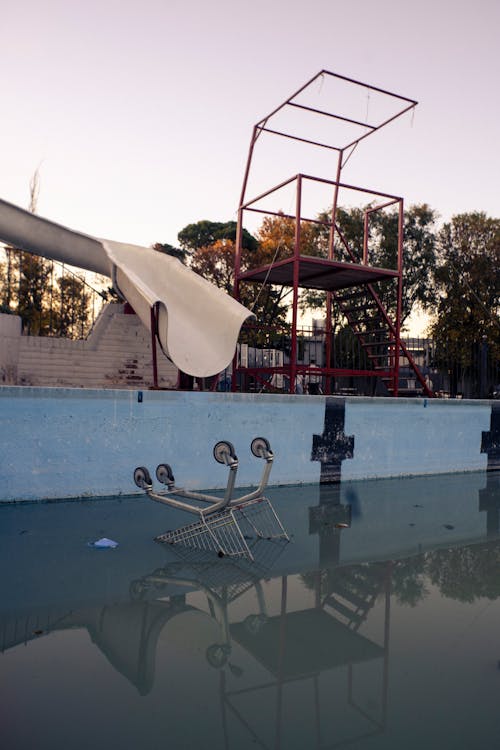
[156,463,175,485]
[134,466,153,489]
[251,437,273,459]
[213,440,238,465]
[244,613,268,635]
[206,643,230,669]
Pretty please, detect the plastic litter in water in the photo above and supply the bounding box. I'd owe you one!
[88,537,118,549]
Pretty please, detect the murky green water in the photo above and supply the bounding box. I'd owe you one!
[2,472,500,749]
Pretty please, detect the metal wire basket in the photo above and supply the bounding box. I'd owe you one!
[155,496,288,561]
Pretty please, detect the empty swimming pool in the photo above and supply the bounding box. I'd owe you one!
[2,471,500,749]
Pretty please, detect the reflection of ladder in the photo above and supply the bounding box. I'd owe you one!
[323,566,384,631]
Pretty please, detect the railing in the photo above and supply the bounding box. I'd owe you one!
[0,248,110,339]
[422,337,499,400]
[221,325,499,399]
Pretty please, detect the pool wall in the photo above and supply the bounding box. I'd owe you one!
[0,386,498,502]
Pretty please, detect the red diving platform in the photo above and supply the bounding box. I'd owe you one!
[233,71,433,397]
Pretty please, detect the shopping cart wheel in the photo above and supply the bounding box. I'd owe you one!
[129,579,147,599]
[243,613,267,635]
[156,463,175,484]
[133,466,152,489]
[213,440,237,464]
[206,643,230,669]
[250,437,271,458]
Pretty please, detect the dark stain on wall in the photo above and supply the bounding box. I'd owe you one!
[311,398,355,483]
[481,403,500,471]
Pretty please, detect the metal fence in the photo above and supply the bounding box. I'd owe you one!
[0,248,110,339]
[1,249,498,398]
[218,325,500,399]
[417,337,499,400]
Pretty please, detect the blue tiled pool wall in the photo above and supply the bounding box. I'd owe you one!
[0,386,497,502]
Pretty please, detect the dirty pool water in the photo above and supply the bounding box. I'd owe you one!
[2,471,500,749]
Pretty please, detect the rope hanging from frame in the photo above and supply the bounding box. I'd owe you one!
[249,239,284,312]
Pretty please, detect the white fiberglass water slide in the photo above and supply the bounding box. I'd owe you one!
[0,198,253,377]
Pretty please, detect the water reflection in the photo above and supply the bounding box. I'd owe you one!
[2,471,500,749]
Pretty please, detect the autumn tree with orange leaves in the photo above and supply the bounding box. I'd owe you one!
[182,216,295,327]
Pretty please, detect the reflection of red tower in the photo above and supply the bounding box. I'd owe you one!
[223,567,392,748]
[479,471,500,536]
[234,71,433,397]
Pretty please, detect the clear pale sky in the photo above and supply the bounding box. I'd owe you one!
[1,0,499,252]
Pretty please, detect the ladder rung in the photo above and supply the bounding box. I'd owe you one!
[349,316,383,325]
[342,303,378,314]
[334,290,369,303]
[360,340,394,349]
[323,597,365,623]
[328,585,371,609]
[361,326,390,335]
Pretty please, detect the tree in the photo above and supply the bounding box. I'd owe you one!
[190,239,236,295]
[151,242,187,263]
[245,212,320,326]
[426,212,500,392]
[175,217,289,328]
[298,207,365,316]
[175,206,438,333]
[8,250,53,334]
[0,244,16,311]
[178,220,258,256]
[376,203,438,321]
[0,252,97,338]
[54,273,92,339]
[391,554,428,607]
[0,168,107,338]
[0,168,51,328]
[297,203,438,327]
[426,542,500,603]
[189,235,290,328]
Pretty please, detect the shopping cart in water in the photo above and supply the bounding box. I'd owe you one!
[133,437,289,561]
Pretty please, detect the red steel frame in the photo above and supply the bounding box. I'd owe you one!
[233,70,432,397]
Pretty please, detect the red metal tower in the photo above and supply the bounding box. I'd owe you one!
[233,71,433,397]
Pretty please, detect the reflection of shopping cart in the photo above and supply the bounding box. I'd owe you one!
[130,536,289,670]
[133,438,289,561]
[131,552,390,746]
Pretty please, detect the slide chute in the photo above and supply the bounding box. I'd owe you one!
[0,198,253,377]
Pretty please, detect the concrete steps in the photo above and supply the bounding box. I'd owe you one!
[15,304,178,389]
